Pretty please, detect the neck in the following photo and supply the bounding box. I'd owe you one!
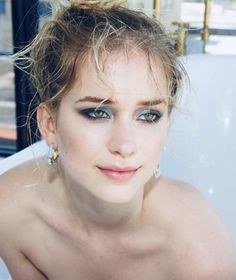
[59,172,146,236]
[71,182,144,234]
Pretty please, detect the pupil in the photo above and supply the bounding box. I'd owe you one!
[96,111,103,117]
[146,113,153,121]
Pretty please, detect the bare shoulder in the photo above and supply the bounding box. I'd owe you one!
[0,158,50,278]
[0,157,45,205]
[153,176,236,279]
[156,176,231,229]
[0,158,46,246]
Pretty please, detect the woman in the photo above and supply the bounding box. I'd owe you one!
[0,1,235,279]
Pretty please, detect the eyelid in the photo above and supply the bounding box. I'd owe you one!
[95,107,113,117]
[136,108,163,123]
[76,107,111,112]
[77,107,114,120]
[136,108,162,116]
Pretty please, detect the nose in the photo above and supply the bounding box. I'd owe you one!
[108,120,137,158]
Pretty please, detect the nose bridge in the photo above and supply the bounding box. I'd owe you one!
[108,116,137,158]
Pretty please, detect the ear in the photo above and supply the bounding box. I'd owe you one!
[37,104,57,146]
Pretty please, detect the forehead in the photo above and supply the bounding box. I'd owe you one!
[71,50,168,101]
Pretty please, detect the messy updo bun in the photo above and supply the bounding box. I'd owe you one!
[14,0,184,114]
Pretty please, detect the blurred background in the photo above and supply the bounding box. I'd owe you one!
[0,0,236,157]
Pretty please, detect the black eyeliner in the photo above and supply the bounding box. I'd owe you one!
[76,107,112,120]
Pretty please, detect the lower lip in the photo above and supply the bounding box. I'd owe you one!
[97,167,138,181]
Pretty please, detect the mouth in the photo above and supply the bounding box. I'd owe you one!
[97,166,140,182]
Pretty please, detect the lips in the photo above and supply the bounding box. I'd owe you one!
[97,166,139,181]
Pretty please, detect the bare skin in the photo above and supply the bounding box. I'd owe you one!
[0,158,235,280]
[1,52,235,279]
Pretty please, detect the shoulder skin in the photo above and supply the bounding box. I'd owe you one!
[157,176,236,279]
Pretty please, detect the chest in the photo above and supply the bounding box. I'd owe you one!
[24,225,170,280]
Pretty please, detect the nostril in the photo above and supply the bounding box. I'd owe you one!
[109,144,136,158]
[108,138,137,158]
[107,124,137,157]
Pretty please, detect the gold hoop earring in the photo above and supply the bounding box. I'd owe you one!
[47,144,59,165]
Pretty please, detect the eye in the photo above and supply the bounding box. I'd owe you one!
[78,107,112,120]
[137,109,162,124]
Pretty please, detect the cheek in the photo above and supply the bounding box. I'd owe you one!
[56,126,106,182]
[141,134,164,158]
[137,124,169,164]
[56,121,107,162]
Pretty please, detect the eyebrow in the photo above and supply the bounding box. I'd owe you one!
[76,96,166,106]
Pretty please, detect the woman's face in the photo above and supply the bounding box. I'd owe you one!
[52,52,170,203]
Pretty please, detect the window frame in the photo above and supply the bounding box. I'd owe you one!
[0,0,40,156]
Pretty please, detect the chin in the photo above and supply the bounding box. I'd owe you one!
[94,182,143,204]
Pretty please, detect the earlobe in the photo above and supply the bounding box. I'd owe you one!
[37,104,57,145]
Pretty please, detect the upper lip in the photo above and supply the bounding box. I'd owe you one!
[97,165,140,172]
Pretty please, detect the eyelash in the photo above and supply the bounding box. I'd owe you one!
[78,107,162,124]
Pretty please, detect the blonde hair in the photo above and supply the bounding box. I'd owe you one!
[14,1,185,115]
